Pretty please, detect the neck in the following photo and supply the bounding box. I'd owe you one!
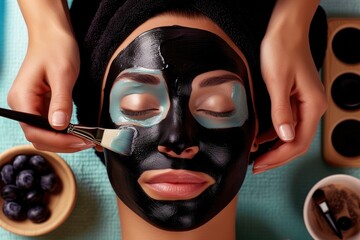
[117,196,238,240]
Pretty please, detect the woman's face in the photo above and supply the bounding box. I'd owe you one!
[100,15,256,231]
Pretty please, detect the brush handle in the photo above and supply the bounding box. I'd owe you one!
[0,107,67,133]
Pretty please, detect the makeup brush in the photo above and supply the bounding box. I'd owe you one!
[0,107,136,156]
[312,188,343,239]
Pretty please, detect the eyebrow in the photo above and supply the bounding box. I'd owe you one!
[117,72,160,84]
[199,74,243,87]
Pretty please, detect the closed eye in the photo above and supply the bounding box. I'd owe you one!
[120,93,161,120]
[196,109,234,117]
[121,108,160,117]
[193,94,235,118]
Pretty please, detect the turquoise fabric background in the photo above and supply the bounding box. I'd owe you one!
[0,0,359,239]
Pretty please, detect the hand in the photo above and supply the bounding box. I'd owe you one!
[7,27,94,152]
[252,25,327,174]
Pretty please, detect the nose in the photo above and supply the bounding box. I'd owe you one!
[158,146,199,159]
[158,98,199,158]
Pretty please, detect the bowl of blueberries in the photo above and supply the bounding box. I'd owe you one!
[0,145,76,236]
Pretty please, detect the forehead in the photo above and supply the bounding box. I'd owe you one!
[105,26,247,90]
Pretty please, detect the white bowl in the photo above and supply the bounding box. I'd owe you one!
[303,174,360,240]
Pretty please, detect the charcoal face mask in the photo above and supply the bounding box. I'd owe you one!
[100,26,256,231]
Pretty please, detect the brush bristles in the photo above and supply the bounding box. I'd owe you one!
[312,189,326,204]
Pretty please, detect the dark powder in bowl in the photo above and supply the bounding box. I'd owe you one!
[310,184,360,239]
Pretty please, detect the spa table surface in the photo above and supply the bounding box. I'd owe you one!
[1,1,360,239]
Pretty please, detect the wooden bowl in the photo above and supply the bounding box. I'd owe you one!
[0,145,77,236]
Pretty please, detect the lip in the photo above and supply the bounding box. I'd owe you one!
[138,169,215,200]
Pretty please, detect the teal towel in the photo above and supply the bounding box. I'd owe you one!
[0,1,359,239]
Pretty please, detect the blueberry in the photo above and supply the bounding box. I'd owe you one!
[1,185,21,202]
[16,170,36,190]
[40,172,58,192]
[27,204,50,223]
[3,201,25,221]
[1,164,15,184]
[1,154,59,223]
[12,154,29,172]
[29,155,50,173]
[24,189,44,204]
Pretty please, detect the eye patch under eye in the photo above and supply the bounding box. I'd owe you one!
[109,68,170,127]
[190,81,248,129]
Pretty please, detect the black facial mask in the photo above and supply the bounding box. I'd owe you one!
[101,26,256,231]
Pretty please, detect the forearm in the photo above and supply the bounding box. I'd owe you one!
[17,0,72,38]
[267,0,321,35]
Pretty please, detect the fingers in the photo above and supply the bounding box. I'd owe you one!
[19,123,95,153]
[252,122,313,174]
[47,72,75,130]
[8,54,82,152]
[7,61,47,115]
[252,89,327,174]
[7,24,82,153]
[268,85,296,142]
[260,46,296,142]
[253,126,312,174]
[257,25,328,174]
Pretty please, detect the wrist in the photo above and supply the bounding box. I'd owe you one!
[18,0,73,38]
[264,19,307,47]
[267,12,309,38]
[266,0,320,35]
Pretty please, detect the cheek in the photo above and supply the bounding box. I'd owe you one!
[199,123,254,166]
[201,126,250,149]
[131,126,161,158]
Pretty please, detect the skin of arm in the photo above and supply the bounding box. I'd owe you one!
[7,0,94,152]
[253,0,328,173]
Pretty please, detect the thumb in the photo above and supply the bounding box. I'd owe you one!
[48,83,73,130]
[270,89,295,142]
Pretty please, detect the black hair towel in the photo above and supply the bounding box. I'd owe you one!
[70,0,327,160]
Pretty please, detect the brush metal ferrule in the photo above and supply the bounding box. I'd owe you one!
[67,124,104,145]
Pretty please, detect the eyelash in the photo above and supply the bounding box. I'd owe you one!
[121,109,158,117]
[197,110,234,117]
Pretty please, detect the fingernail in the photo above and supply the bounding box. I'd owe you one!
[52,111,67,126]
[279,124,294,141]
[253,164,268,170]
[252,164,268,174]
